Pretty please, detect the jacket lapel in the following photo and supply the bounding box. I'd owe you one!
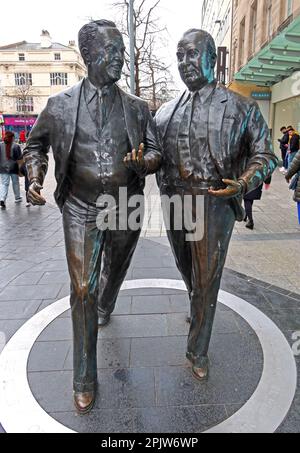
[63,80,84,155]
[208,85,228,175]
[159,91,187,144]
[118,87,141,151]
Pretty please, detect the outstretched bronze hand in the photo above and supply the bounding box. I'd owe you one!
[208,179,245,199]
[124,143,147,174]
[27,180,47,206]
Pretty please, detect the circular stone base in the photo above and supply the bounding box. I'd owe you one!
[0,280,297,434]
[28,301,263,433]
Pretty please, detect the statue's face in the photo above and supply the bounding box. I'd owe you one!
[86,28,125,87]
[177,32,215,91]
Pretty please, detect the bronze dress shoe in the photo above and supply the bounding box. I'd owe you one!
[191,357,210,382]
[98,314,111,328]
[74,391,96,415]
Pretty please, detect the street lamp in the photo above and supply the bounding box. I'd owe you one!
[129,0,135,95]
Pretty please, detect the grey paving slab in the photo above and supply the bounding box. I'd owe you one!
[28,341,70,372]
[97,315,168,340]
[0,284,62,301]
[96,368,156,410]
[28,370,74,413]
[31,261,68,272]
[37,318,73,342]
[135,405,228,433]
[38,271,70,285]
[0,319,27,342]
[0,299,42,320]
[0,261,34,290]
[132,267,182,280]
[130,336,186,367]
[9,272,45,286]
[63,339,131,370]
[131,295,177,315]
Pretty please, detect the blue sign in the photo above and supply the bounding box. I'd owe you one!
[251,92,271,100]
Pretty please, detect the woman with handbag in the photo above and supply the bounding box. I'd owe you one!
[0,131,23,209]
[286,149,300,224]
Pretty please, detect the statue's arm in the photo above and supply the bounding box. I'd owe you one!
[23,99,53,186]
[124,104,162,177]
[141,106,162,175]
[238,103,278,195]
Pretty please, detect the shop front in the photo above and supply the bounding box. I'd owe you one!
[3,115,37,141]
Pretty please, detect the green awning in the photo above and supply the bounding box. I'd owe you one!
[234,15,300,86]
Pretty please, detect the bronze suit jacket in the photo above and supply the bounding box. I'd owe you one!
[23,80,160,211]
[155,84,278,221]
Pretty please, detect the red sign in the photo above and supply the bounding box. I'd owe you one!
[4,117,37,126]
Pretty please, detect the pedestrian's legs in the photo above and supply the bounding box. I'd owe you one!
[244,200,254,223]
[288,152,297,169]
[0,174,10,203]
[11,174,21,201]
[281,149,287,169]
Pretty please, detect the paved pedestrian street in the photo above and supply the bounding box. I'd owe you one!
[0,162,299,433]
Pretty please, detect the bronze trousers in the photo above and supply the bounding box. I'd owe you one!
[162,187,236,368]
[62,195,141,392]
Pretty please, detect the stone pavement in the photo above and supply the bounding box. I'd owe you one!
[0,160,299,433]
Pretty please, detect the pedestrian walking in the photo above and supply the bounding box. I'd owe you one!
[19,130,26,144]
[287,127,300,169]
[0,131,23,209]
[243,176,272,230]
[285,150,300,224]
[278,126,289,172]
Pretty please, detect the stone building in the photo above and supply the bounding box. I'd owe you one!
[0,30,86,138]
[229,0,300,147]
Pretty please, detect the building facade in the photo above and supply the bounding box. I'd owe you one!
[201,0,233,84]
[0,30,86,138]
[230,0,300,151]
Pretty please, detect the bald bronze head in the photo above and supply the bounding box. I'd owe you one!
[177,29,217,91]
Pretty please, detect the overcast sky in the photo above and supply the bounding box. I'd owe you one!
[0,0,204,89]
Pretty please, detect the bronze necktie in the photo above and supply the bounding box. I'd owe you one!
[177,92,197,179]
[97,89,104,131]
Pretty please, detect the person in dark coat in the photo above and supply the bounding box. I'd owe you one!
[244,176,272,230]
[278,126,289,172]
[285,150,300,224]
[287,128,300,168]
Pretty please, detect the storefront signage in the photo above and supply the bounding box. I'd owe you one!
[251,92,271,100]
[4,116,37,126]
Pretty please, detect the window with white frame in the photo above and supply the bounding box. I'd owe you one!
[50,72,68,86]
[16,97,34,113]
[15,73,32,86]
[54,53,61,61]
[18,53,25,61]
